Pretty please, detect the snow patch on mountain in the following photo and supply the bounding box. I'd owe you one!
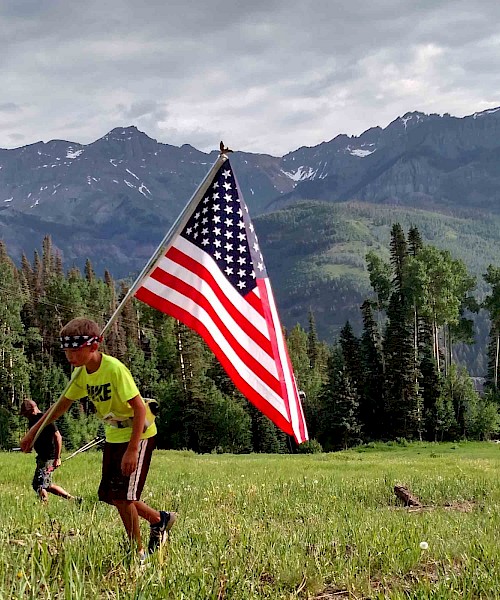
[66,148,84,159]
[348,147,375,157]
[281,166,316,182]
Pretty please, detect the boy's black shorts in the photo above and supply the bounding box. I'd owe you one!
[98,436,156,504]
[32,458,54,492]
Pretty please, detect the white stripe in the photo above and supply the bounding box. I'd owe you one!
[140,279,288,418]
[127,439,148,500]
[263,279,307,443]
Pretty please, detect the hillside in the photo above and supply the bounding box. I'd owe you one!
[256,201,500,375]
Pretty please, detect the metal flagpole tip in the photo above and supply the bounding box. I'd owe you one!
[219,141,233,155]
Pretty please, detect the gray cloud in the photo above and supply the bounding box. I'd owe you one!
[0,0,499,154]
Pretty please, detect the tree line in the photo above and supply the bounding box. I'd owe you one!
[0,224,499,452]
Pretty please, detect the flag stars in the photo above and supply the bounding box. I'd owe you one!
[181,163,266,295]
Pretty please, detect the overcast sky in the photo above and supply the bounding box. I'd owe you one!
[1,0,499,156]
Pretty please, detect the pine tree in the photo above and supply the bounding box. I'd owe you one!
[483,265,500,390]
[103,270,127,359]
[359,300,385,440]
[318,347,361,450]
[384,224,420,439]
[0,241,30,406]
[84,258,96,283]
[307,310,318,369]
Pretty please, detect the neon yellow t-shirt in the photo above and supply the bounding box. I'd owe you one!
[65,353,157,443]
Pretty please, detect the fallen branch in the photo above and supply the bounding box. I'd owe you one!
[393,485,423,508]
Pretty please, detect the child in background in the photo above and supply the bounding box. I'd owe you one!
[20,398,80,503]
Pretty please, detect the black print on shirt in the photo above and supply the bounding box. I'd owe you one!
[87,383,112,403]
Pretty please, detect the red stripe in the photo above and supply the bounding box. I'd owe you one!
[135,286,292,435]
[135,284,282,398]
[244,287,265,316]
[164,246,270,348]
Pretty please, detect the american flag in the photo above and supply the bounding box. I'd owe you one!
[134,157,308,444]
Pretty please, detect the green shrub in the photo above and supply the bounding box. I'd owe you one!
[296,439,323,454]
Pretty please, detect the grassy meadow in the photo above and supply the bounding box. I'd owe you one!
[1,442,500,599]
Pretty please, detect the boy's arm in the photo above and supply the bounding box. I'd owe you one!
[53,430,63,468]
[20,397,73,453]
[121,395,146,476]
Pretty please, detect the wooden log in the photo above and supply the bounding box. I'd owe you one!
[394,485,423,507]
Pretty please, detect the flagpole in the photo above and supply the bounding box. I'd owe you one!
[100,152,228,338]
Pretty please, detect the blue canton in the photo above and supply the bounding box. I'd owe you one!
[181,161,267,296]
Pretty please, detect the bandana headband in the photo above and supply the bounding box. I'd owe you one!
[60,335,101,349]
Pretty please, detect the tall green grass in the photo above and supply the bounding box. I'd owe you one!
[1,442,499,599]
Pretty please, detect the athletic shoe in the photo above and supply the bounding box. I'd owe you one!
[148,511,177,553]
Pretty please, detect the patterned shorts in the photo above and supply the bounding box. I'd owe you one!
[32,458,54,492]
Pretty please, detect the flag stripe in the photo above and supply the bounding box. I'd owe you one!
[147,243,280,379]
[139,273,282,397]
[161,242,272,352]
[135,285,290,419]
[260,279,308,443]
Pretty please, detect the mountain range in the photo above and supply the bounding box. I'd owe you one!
[1,106,500,365]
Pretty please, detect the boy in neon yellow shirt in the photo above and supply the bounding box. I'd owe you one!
[21,317,176,561]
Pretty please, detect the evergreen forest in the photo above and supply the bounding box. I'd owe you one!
[1,225,499,453]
